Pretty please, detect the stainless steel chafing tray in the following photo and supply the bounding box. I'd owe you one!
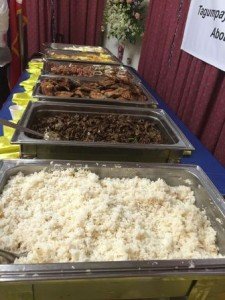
[0,160,225,289]
[11,101,194,161]
[42,60,140,81]
[43,42,111,54]
[32,74,158,108]
[44,48,121,65]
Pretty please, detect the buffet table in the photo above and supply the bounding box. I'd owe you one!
[1,68,225,195]
[1,52,225,300]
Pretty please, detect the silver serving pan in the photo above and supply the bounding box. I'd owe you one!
[0,160,225,286]
[11,101,194,161]
[43,42,111,54]
[42,60,139,80]
[33,73,157,107]
[44,48,121,65]
[32,74,158,108]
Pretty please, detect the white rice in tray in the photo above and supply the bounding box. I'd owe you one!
[0,168,221,264]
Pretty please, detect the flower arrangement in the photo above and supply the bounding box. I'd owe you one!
[105,0,145,44]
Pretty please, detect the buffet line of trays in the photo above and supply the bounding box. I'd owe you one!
[11,43,194,162]
[1,43,225,286]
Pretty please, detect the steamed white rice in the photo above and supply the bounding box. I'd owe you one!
[0,168,220,263]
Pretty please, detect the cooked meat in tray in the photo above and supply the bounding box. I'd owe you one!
[30,112,167,144]
[38,76,148,102]
[43,61,134,79]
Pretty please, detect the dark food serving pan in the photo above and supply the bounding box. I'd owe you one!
[33,74,158,108]
[44,48,121,65]
[0,160,225,283]
[11,101,194,161]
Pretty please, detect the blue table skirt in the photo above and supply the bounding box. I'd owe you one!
[0,69,225,195]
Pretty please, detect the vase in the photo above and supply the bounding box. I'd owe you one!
[117,43,125,61]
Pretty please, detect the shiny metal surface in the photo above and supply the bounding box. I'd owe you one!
[0,278,191,299]
[43,43,110,54]
[44,48,121,65]
[32,74,158,108]
[11,102,194,161]
[0,160,225,284]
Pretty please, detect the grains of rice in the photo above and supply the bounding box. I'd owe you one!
[0,168,220,264]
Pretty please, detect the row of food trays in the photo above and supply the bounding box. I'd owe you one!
[11,43,194,161]
[1,43,225,286]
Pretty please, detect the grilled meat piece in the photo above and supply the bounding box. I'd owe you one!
[40,81,55,96]
[116,74,131,84]
[80,82,98,92]
[55,91,74,97]
[104,89,119,98]
[121,90,133,100]
[104,87,126,98]
[74,89,84,98]
[90,90,105,99]
[99,78,116,87]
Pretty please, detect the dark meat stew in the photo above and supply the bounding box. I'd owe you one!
[30,113,166,144]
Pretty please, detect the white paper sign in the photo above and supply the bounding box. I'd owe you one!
[181,0,225,71]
